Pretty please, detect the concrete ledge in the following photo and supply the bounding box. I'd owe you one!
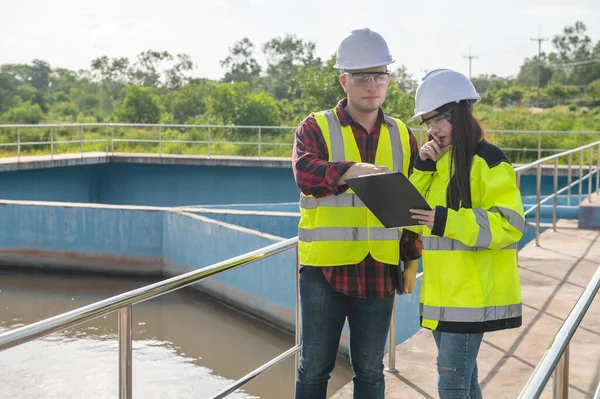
[0,249,164,276]
[0,152,291,172]
[0,152,587,174]
[578,192,600,229]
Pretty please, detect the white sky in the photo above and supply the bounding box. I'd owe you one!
[1,0,599,81]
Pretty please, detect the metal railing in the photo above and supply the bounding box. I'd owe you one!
[518,266,600,398]
[514,140,600,246]
[0,236,300,399]
[1,123,600,161]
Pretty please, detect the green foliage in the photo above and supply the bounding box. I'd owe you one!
[2,102,45,124]
[0,20,599,162]
[116,85,161,124]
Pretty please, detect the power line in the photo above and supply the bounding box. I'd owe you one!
[550,58,600,68]
[463,46,478,79]
[531,27,549,107]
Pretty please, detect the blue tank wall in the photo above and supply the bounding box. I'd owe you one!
[0,166,97,203]
[0,163,299,207]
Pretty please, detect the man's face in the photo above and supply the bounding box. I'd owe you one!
[340,66,390,113]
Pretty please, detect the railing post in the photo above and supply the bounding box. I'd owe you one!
[80,125,84,158]
[386,297,397,372]
[295,250,301,380]
[567,153,573,206]
[111,125,115,154]
[159,126,162,157]
[597,144,600,193]
[552,343,569,399]
[105,125,109,155]
[589,146,593,203]
[553,158,558,231]
[579,150,584,204]
[536,163,542,246]
[17,127,20,162]
[51,126,54,160]
[537,130,542,159]
[258,127,262,158]
[207,127,211,157]
[119,305,133,399]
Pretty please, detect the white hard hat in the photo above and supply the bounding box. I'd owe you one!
[333,28,395,70]
[407,69,481,123]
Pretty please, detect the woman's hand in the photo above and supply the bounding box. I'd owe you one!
[410,208,436,230]
[419,139,450,162]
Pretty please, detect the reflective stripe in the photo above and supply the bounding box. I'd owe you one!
[474,208,492,247]
[491,206,525,232]
[300,193,365,210]
[323,109,344,162]
[299,227,400,242]
[420,303,522,322]
[384,116,403,173]
[370,228,401,240]
[422,236,517,251]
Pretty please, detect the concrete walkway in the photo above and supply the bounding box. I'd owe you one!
[331,218,600,399]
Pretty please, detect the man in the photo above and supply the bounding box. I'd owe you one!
[292,28,422,399]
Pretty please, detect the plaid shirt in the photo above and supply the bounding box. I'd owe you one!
[292,98,422,299]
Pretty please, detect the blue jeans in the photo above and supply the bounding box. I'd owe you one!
[294,267,394,399]
[433,330,484,399]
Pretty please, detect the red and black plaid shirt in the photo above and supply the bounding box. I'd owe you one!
[292,98,422,299]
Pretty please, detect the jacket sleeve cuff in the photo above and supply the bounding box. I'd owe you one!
[414,157,437,172]
[431,206,448,237]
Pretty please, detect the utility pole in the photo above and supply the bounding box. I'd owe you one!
[531,27,549,108]
[463,46,478,79]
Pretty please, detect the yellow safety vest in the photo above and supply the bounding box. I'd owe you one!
[298,108,411,266]
[409,140,525,332]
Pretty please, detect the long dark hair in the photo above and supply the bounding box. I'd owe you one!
[446,101,484,210]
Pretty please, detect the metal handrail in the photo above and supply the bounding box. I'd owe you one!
[514,140,600,246]
[518,266,600,398]
[1,123,600,135]
[2,124,600,162]
[0,236,300,399]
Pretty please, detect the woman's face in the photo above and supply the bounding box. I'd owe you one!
[421,110,453,147]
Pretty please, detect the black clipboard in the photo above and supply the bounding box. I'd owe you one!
[345,171,431,228]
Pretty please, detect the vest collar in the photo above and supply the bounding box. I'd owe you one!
[334,98,392,129]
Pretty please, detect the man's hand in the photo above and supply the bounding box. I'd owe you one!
[419,139,450,162]
[338,163,390,185]
[402,259,419,294]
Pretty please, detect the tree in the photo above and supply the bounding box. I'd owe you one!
[550,21,600,86]
[585,80,600,105]
[162,81,211,124]
[262,34,321,100]
[116,85,161,123]
[294,55,345,112]
[233,92,281,126]
[517,55,553,88]
[130,50,173,88]
[390,65,417,93]
[165,53,193,89]
[0,72,18,113]
[220,38,262,84]
[2,102,45,124]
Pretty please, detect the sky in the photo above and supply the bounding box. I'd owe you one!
[1,0,599,82]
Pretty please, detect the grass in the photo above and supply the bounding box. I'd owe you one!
[0,124,598,164]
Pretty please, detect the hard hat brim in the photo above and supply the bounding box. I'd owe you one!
[333,59,396,70]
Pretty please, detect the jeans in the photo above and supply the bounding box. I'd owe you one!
[433,330,484,399]
[294,267,394,399]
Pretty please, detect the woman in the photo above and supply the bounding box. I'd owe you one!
[407,69,525,399]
